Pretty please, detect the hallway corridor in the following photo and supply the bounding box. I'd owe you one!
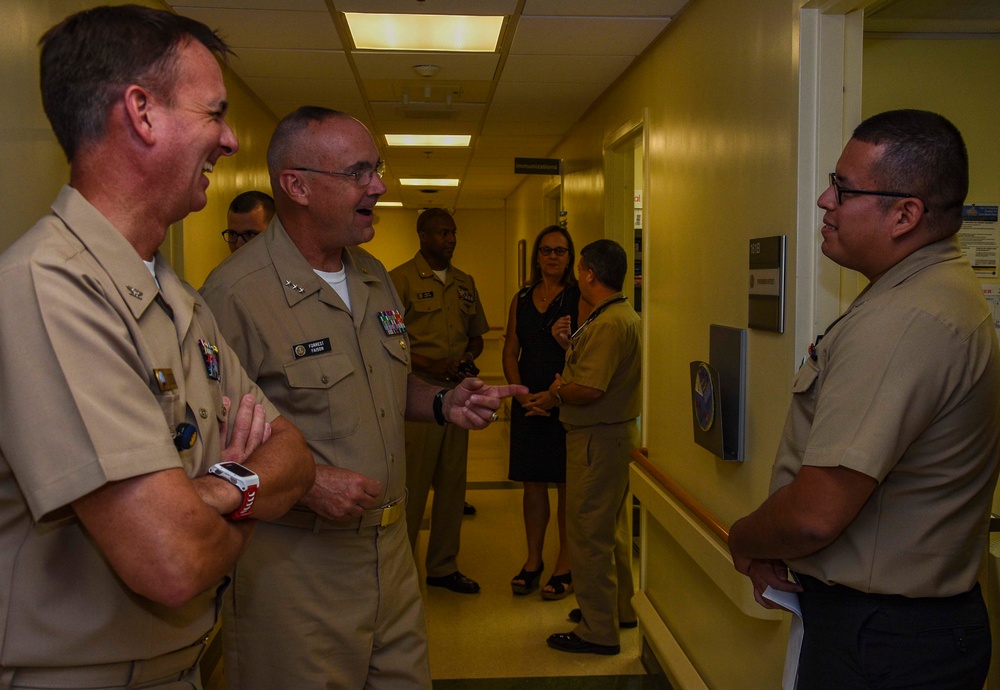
[414,418,659,688]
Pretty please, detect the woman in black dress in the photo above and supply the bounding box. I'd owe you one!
[502,226,580,599]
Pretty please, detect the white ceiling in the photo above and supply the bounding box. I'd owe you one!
[163,0,690,210]
[162,0,1000,211]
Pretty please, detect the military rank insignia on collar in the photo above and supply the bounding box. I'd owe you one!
[378,310,406,335]
[198,339,221,381]
[292,337,331,359]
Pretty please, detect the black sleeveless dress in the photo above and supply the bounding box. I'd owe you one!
[508,283,580,483]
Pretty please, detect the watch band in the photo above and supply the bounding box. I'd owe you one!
[208,462,260,520]
[553,384,563,405]
[433,388,448,426]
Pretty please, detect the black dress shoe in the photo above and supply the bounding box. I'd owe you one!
[426,571,480,594]
[546,631,620,656]
[463,502,477,516]
[569,607,638,629]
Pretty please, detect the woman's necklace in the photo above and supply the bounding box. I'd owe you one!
[538,281,560,302]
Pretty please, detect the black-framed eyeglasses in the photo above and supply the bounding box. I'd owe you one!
[828,172,929,211]
[538,246,569,257]
[292,160,385,186]
[221,229,260,244]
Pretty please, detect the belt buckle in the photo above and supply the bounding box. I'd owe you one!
[379,499,403,527]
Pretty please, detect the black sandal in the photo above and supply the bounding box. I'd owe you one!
[541,571,573,600]
[511,562,544,595]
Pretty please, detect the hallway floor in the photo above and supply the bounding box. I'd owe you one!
[414,419,650,687]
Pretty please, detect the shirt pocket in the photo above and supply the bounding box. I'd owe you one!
[381,336,411,416]
[283,352,360,440]
[413,296,443,313]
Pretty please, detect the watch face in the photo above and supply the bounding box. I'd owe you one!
[221,462,256,478]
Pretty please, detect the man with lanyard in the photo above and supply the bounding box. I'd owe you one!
[390,208,490,594]
[729,110,1000,689]
[0,7,313,688]
[202,107,522,688]
[526,239,642,655]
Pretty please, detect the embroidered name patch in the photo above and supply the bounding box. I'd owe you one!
[292,337,332,360]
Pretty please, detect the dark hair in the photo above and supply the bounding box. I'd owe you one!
[229,190,275,217]
[852,109,968,239]
[528,225,576,287]
[579,239,627,291]
[39,4,231,162]
[267,106,350,179]
[416,208,454,234]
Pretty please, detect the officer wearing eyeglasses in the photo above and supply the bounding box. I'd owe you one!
[222,190,274,252]
[729,110,999,689]
[201,107,522,690]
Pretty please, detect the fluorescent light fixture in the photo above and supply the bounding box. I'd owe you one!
[376,201,404,207]
[345,13,503,52]
[385,134,471,148]
[400,178,460,187]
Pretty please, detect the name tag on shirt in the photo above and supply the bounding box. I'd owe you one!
[292,338,332,359]
[417,291,435,300]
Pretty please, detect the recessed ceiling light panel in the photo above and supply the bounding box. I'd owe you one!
[400,178,460,187]
[385,134,471,147]
[345,13,503,52]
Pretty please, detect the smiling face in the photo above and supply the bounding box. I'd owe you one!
[818,139,896,281]
[155,40,238,224]
[298,116,387,250]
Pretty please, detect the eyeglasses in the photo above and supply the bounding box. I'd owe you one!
[221,229,260,244]
[828,172,929,211]
[538,246,569,257]
[292,160,385,186]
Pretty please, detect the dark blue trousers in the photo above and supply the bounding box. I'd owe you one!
[794,575,990,690]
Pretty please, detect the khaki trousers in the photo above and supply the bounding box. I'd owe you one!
[403,420,470,577]
[222,518,430,690]
[565,420,638,647]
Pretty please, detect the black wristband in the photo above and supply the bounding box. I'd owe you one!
[433,388,448,426]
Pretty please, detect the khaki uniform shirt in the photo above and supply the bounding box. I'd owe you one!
[0,186,274,667]
[201,218,410,505]
[390,252,489,385]
[774,237,1000,597]
[559,294,642,428]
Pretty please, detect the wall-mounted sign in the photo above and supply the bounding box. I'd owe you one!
[748,235,786,333]
[514,157,561,175]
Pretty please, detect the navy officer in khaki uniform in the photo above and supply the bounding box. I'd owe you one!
[526,239,641,656]
[0,7,314,688]
[202,107,523,689]
[390,209,490,594]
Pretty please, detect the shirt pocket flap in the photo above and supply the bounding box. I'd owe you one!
[791,358,819,394]
[382,337,410,365]
[283,352,353,389]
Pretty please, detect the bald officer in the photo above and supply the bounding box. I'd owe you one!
[202,107,523,689]
[390,208,490,594]
[526,239,641,655]
[0,7,313,688]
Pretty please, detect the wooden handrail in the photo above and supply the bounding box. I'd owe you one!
[630,447,730,543]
